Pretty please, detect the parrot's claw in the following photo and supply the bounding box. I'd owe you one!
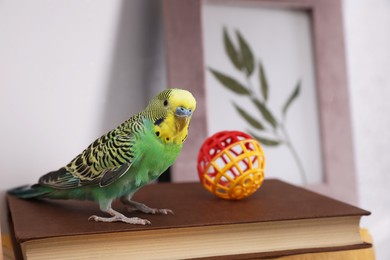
[156,208,174,215]
[125,206,174,215]
[121,199,174,215]
[88,214,151,225]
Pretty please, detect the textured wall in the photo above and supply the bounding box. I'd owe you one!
[343,1,390,259]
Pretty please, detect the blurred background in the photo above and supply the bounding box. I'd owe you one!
[1,0,389,259]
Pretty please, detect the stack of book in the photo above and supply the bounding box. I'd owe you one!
[0,224,3,258]
[7,179,371,259]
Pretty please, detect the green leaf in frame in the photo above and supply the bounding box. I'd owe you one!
[283,80,301,117]
[248,131,281,147]
[252,99,278,129]
[223,27,242,70]
[258,61,268,102]
[208,68,250,95]
[233,103,265,130]
[236,30,255,76]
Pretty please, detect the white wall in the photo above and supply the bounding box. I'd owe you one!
[343,1,390,259]
[0,0,165,231]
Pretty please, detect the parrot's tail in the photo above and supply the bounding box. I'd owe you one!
[8,184,50,199]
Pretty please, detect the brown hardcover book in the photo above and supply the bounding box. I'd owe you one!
[0,224,3,259]
[7,179,371,259]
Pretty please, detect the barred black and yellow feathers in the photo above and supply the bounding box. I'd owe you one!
[38,90,177,190]
[39,116,140,189]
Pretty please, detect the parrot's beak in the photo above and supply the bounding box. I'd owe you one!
[175,107,192,118]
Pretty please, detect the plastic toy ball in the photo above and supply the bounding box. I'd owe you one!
[197,131,266,200]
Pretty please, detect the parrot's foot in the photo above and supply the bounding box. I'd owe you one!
[88,208,151,225]
[121,199,174,215]
[88,214,151,225]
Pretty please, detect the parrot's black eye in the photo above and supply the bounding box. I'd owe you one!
[163,100,168,106]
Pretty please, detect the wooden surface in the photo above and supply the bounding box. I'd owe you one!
[0,225,3,259]
[2,233,14,260]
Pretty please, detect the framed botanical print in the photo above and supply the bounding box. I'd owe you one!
[163,0,357,204]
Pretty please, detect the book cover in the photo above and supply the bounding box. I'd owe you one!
[7,179,371,259]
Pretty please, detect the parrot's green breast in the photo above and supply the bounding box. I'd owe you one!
[132,120,183,186]
[99,119,183,200]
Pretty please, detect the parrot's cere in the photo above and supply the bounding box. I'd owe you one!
[8,88,196,225]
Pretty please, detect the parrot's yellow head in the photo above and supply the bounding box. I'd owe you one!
[146,88,196,145]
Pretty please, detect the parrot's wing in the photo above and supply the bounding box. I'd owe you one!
[39,126,139,189]
[98,162,132,187]
[38,167,81,189]
[38,162,132,189]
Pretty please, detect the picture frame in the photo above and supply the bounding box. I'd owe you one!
[163,0,357,204]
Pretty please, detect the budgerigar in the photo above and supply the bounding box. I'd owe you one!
[8,88,196,225]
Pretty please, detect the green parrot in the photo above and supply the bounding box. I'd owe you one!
[8,88,196,225]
